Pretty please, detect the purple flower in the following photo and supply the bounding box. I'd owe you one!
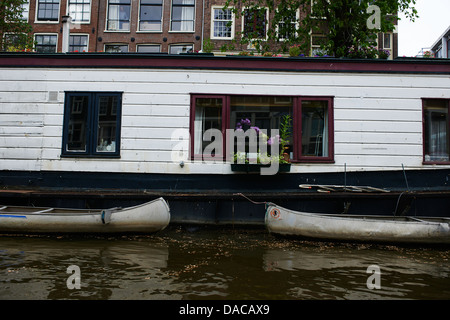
[250,126,260,134]
[241,118,251,126]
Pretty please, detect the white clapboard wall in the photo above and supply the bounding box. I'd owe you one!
[1,67,449,174]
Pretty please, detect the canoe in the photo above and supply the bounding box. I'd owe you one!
[0,197,170,234]
[265,203,450,244]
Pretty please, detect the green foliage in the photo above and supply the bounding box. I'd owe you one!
[223,0,418,57]
[0,0,34,51]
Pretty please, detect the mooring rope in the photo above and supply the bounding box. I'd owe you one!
[233,193,267,205]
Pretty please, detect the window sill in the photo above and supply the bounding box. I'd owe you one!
[60,154,121,159]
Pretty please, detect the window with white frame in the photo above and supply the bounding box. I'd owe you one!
[35,34,57,52]
[211,7,234,39]
[169,43,193,54]
[68,0,91,23]
[69,34,88,52]
[36,0,60,22]
[137,44,161,52]
[107,0,131,31]
[139,0,163,31]
[170,0,195,32]
[21,0,30,21]
[277,9,298,41]
[243,7,267,39]
[104,44,128,52]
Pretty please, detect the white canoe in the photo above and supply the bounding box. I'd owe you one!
[265,203,450,244]
[0,197,170,234]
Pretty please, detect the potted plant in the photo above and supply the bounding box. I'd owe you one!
[230,118,292,173]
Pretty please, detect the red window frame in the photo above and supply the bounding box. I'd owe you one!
[422,98,450,165]
[190,94,334,163]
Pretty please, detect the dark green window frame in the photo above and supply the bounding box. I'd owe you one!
[62,92,122,158]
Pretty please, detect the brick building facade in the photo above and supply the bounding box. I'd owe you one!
[14,0,397,58]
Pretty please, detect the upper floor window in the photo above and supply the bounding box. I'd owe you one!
[423,99,449,163]
[62,92,122,157]
[21,0,30,21]
[36,0,60,22]
[68,0,91,23]
[139,0,163,31]
[243,7,267,39]
[107,0,131,31]
[171,0,195,32]
[211,7,234,40]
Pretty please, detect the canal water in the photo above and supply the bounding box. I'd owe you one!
[0,225,449,301]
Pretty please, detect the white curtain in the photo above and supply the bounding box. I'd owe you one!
[194,107,205,155]
[180,0,194,31]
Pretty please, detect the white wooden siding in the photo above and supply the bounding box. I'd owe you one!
[1,67,450,175]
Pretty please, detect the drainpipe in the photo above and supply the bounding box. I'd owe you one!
[201,0,205,51]
[62,15,72,53]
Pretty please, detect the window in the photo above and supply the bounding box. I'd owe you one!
[21,0,30,21]
[36,0,60,22]
[137,44,161,52]
[211,7,234,39]
[105,44,128,52]
[423,99,450,163]
[68,0,91,23]
[311,34,327,56]
[107,0,131,31]
[171,0,195,32]
[139,0,163,31]
[35,34,57,53]
[243,7,267,39]
[63,92,122,157]
[190,95,334,162]
[69,35,88,52]
[169,43,193,54]
[277,9,297,41]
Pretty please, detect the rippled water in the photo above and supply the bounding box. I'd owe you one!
[0,226,449,300]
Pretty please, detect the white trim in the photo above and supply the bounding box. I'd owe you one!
[105,0,132,32]
[104,43,129,52]
[137,0,164,33]
[67,0,92,24]
[69,33,89,52]
[275,8,299,41]
[34,33,59,52]
[210,6,235,40]
[35,0,61,24]
[241,6,269,41]
[169,0,196,33]
[136,44,162,52]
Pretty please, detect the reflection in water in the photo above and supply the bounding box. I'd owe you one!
[0,227,449,300]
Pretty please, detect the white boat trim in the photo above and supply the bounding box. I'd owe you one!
[265,203,450,244]
[0,197,170,234]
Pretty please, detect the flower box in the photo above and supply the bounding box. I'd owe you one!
[230,163,291,173]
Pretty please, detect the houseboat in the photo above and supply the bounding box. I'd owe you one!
[0,53,449,225]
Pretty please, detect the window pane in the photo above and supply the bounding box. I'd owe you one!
[243,8,266,38]
[230,96,293,157]
[67,95,89,152]
[97,96,118,152]
[301,100,328,157]
[424,100,449,162]
[137,45,160,52]
[194,98,223,155]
